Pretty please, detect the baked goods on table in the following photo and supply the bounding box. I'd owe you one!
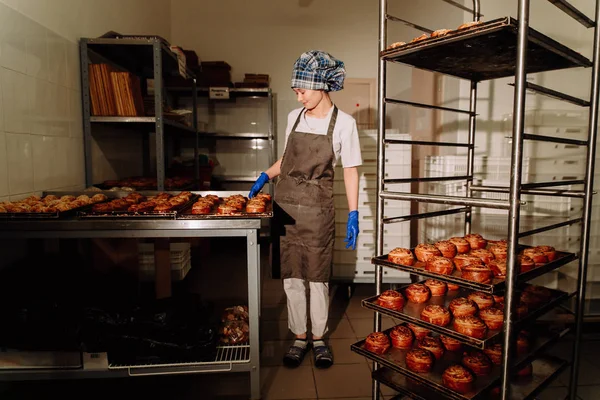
[405,283,432,304]
[423,279,448,297]
[0,193,108,214]
[467,292,495,310]
[190,193,272,215]
[364,332,391,355]
[388,247,416,266]
[462,351,492,376]
[440,335,462,352]
[405,348,435,373]
[442,364,475,394]
[478,306,504,330]
[425,256,454,275]
[414,244,442,263]
[377,290,405,310]
[453,315,488,339]
[389,325,414,349]
[449,297,478,318]
[420,305,451,327]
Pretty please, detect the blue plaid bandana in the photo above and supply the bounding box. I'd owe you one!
[291,50,346,92]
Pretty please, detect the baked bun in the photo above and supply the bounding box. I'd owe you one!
[377,290,405,310]
[425,256,455,275]
[420,305,451,327]
[488,259,507,277]
[469,248,495,264]
[405,283,432,304]
[453,315,488,339]
[424,279,448,297]
[462,351,493,376]
[417,336,445,360]
[449,237,470,254]
[431,28,451,38]
[489,244,507,261]
[389,325,414,349]
[440,335,463,352]
[410,33,430,43]
[246,199,266,213]
[465,233,487,250]
[479,306,504,330]
[483,343,502,365]
[405,348,435,373]
[435,240,457,258]
[408,323,432,340]
[519,255,535,273]
[517,332,530,356]
[523,248,549,264]
[461,265,493,283]
[534,245,558,262]
[388,247,416,266]
[447,282,461,291]
[442,365,475,394]
[467,292,495,310]
[453,255,484,271]
[364,332,390,355]
[449,297,478,318]
[457,20,484,30]
[388,41,406,49]
[414,244,442,263]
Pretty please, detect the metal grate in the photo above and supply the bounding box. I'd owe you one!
[108,344,250,370]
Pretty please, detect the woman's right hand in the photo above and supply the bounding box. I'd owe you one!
[248,172,270,198]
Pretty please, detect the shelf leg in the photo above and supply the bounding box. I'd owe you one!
[247,229,261,400]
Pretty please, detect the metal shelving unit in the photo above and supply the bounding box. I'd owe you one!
[355,1,600,399]
[80,37,200,191]
[0,193,265,400]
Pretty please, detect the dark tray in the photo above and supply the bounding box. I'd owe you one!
[371,249,577,294]
[177,201,273,220]
[361,283,569,349]
[78,194,199,220]
[381,17,592,81]
[351,325,566,400]
[377,355,568,400]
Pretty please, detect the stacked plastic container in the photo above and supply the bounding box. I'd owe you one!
[332,129,411,283]
[138,242,192,281]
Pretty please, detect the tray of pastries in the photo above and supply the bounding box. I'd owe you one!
[351,322,556,400]
[0,194,109,219]
[361,282,567,349]
[79,191,197,219]
[373,233,576,293]
[177,193,272,219]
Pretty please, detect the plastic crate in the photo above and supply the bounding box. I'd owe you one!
[138,242,192,281]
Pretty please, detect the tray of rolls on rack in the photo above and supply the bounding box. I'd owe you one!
[177,193,272,219]
[0,193,109,219]
[78,191,197,219]
[371,233,577,294]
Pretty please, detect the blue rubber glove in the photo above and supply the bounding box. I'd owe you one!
[248,172,270,198]
[345,210,359,250]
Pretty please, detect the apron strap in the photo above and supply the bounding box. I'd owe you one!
[327,106,338,137]
[290,108,305,132]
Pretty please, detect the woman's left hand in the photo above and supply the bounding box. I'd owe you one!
[345,210,359,250]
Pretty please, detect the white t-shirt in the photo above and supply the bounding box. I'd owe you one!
[284,106,363,168]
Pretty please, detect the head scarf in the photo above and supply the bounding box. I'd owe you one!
[291,50,346,92]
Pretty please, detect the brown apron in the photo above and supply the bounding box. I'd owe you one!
[274,107,338,282]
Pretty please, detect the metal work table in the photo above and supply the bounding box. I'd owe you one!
[0,211,263,400]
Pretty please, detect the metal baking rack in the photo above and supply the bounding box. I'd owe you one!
[361,285,569,349]
[371,250,577,294]
[78,194,199,220]
[351,325,568,400]
[177,202,273,220]
[0,200,110,220]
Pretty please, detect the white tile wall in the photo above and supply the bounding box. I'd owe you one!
[0,2,85,197]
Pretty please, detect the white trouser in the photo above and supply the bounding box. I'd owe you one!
[283,278,329,338]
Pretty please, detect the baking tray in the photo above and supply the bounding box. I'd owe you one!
[351,325,565,400]
[78,194,199,219]
[0,200,110,220]
[177,201,273,219]
[377,355,568,400]
[371,248,577,294]
[361,284,569,349]
[381,17,592,81]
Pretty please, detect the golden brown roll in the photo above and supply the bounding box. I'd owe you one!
[414,243,442,263]
[453,255,484,271]
[457,20,484,30]
[449,237,470,254]
[442,365,475,394]
[479,306,504,330]
[534,245,558,262]
[417,336,445,360]
[425,256,455,275]
[431,28,452,38]
[523,248,549,264]
[449,297,478,318]
[461,265,493,284]
[519,255,535,273]
[405,283,432,304]
[424,279,448,297]
[389,325,414,349]
[405,348,435,373]
[410,33,430,43]
[408,323,432,340]
[465,233,487,250]
[388,247,416,266]
[488,260,507,277]
[421,305,451,327]
[364,332,390,355]
[467,292,495,310]
[470,248,495,264]
[489,244,507,261]
[453,315,488,339]
[483,343,502,365]
[377,290,405,310]
[462,351,493,376]
[447,282,461,291]
[440,335,463,352]
[435,240,457,258]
